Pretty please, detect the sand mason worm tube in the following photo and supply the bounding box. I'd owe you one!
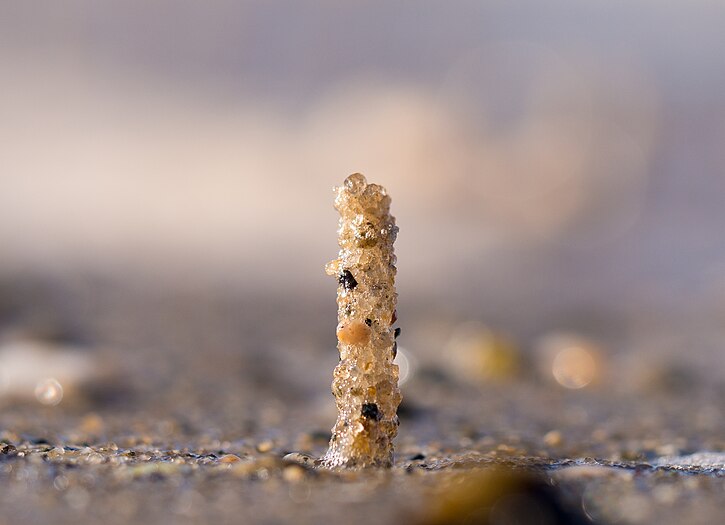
[321,173,402,469]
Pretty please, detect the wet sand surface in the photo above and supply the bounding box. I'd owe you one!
[1,275,724,525]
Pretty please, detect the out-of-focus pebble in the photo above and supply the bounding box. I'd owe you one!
[79,413,105,436]
[0,443,17,455]
[47,447,66,460]
[445,323,520,383]
[282,452,316,468]
[543,430,564,447]
[282,465,306,482]
[535,332,605,389]
[218,454,242,464]
[34,378,63,406]
[256,440,274,453]
[413,468,584,525]
[231,457,284,478]
[0,339,98,403]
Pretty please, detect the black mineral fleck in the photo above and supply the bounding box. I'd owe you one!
[338,270,358,291]
[361,403,381,421]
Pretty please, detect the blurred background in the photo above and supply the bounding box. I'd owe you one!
[2,0,725,453]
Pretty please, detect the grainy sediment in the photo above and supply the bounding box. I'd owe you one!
[321,173,401,468]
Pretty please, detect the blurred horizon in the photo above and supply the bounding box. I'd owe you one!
[2,1,725,332]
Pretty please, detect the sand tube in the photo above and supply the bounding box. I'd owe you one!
[321,173,402,468]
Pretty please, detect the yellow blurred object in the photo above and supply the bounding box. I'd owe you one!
[79,413,105,436]
[543,430,564,448]
[446,323,520,383]
[416,468,578,525]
